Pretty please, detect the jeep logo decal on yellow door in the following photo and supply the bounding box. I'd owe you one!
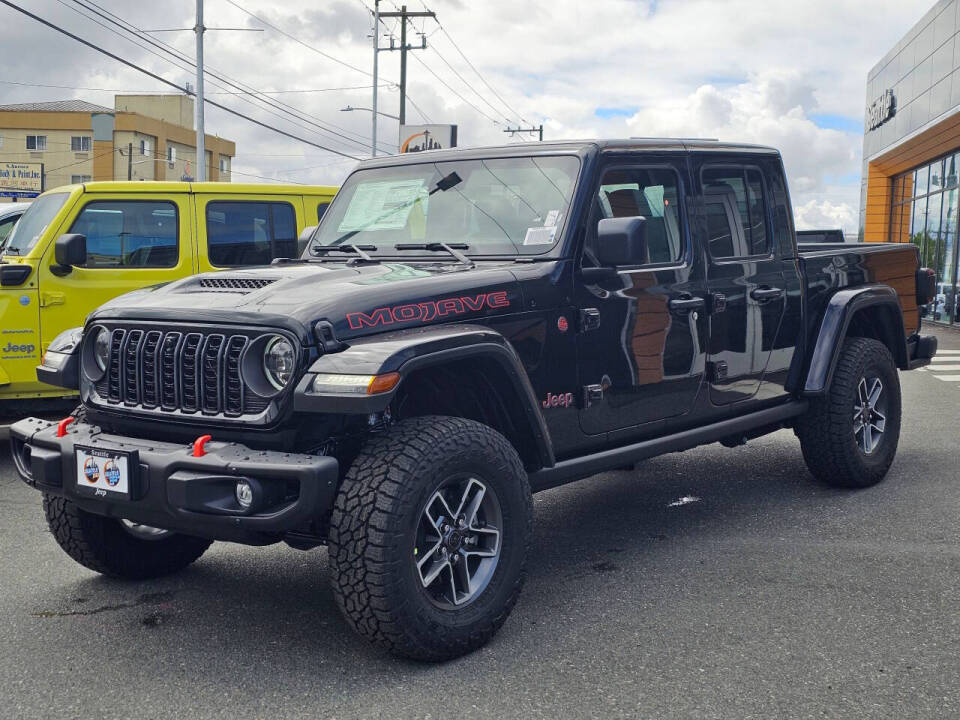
[2,341,36,357]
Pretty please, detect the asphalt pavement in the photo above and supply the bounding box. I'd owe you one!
[2,328,959,719]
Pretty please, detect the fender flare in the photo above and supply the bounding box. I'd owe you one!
[294,324,555,468]
[802,284,908,396]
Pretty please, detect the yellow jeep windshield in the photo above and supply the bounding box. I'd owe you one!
[3,192,70,256]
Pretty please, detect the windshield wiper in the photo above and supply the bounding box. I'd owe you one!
[395,242,474,268]
[331,171,463,246]
[311,244,378,264]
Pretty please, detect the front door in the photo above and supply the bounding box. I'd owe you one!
[698,163,787,405]
[577,160,707,436]
[38,194,195,353]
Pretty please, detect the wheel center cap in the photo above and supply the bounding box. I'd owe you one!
[445,529,465,551]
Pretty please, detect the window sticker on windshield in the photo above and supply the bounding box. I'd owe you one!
[338,179,428,233]
[543,210,561,227]
[523,226,556,246]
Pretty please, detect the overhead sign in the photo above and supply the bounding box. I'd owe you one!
[0,162,43,197]
[866,89,895,132]
[399,124,458,153]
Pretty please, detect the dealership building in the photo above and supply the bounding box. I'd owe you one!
[0,94,234,200]
[861,0,960,324]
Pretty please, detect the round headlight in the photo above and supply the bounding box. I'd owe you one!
[93,328,111,371]
[263,336,295,390]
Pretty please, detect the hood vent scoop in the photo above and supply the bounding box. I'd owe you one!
[193,277,278,293]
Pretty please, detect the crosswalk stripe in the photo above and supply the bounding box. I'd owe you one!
[934,374,960,381]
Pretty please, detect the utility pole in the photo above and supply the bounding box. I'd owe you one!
[127,142,133,180]
[194,0,206,181]
[504,125,544,141]
[378,5,435,126]
[371,0,379,157]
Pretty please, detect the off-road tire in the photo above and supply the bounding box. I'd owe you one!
[43,495,212,579]
[796,337,901,488]
[329,415,532,662]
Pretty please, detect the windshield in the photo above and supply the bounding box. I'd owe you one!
[309,155,580,257]
[3,193,69,255]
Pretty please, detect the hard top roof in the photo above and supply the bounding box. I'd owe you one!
[357,138,780,169]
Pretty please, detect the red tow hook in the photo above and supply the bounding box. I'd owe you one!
[192,434,213,458]
[56,416,75,438]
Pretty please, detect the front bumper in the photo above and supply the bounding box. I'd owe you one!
[9,417,339,544]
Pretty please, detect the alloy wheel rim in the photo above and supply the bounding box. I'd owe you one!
[414,476,502,609]
[854,376,886,455]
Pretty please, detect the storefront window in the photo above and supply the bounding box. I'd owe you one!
[891,150,960,324]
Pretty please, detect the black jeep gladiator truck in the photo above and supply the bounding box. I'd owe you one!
[10,139,938,661]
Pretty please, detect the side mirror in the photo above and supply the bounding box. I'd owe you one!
[596,217,648,266]
[54,233,87,268]
[298,225,317,245]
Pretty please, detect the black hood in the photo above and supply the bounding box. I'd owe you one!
[88,260,532,345]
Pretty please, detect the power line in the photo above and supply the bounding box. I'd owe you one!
[0,79,390,95]
[0,1,362,160]
[422,3,531,125]
[425,43,513,124]
[68,0,393,154]
[223,0,374,79]
[407,51,499,124]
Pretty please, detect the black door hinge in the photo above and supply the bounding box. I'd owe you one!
[706,360,728,383]
[580,308,601,331]
[583,384,604,407]
[708,293,727,314]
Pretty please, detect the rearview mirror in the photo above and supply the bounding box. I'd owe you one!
[54,233,86,268]
[596,217,648,266]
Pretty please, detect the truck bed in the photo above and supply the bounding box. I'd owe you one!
[798,242,921,337]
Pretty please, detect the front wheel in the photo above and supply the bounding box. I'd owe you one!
[795,337,902,488]
[328,416,532,661]
[43,495,212,579]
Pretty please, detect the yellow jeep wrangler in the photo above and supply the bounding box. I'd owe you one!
[0,181,337,407]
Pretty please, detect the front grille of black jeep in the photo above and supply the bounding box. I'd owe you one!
[93,326,276,419]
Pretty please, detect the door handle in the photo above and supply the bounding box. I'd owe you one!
[668,295,705,313]
[750,287,783,303]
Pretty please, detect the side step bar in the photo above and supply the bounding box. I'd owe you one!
[529,401,808,492]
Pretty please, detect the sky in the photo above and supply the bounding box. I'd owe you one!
[0,0,934,233]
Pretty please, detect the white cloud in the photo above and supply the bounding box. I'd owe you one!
[794,199,859,234]
[0,0,932,232]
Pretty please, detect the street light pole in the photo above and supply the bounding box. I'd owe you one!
[194,0,206,181]
[371,0,379,157]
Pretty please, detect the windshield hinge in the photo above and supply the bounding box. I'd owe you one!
[40,292,65,307]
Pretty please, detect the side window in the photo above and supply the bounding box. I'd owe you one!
[0,215,20,243]
[702,166,771,257]
[589,167,684,265]
[69,201,179,268]
[317,202,329,223]
[704,194,740,258]
[205,201,297,267]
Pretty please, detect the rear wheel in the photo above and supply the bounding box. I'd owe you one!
[43,495,212,579]
[796,337,901,488]
[328,415,532,661]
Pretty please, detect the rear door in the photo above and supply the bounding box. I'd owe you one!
[695,161,787,405]
[576,157,707,436]
[37,193,194,354]
[195,194,306,271]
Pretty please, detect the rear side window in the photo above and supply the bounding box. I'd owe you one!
[69,200,178,268]
[317,202,329,223]
[205,201,297,267]
[589,167,685,265]
[702,166,770,257]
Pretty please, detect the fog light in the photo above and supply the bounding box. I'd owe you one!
[235,479,254,509]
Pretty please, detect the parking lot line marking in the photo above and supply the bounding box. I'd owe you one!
[933,374,960,381]
[925,364,960,371]
[933,349,960,354]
